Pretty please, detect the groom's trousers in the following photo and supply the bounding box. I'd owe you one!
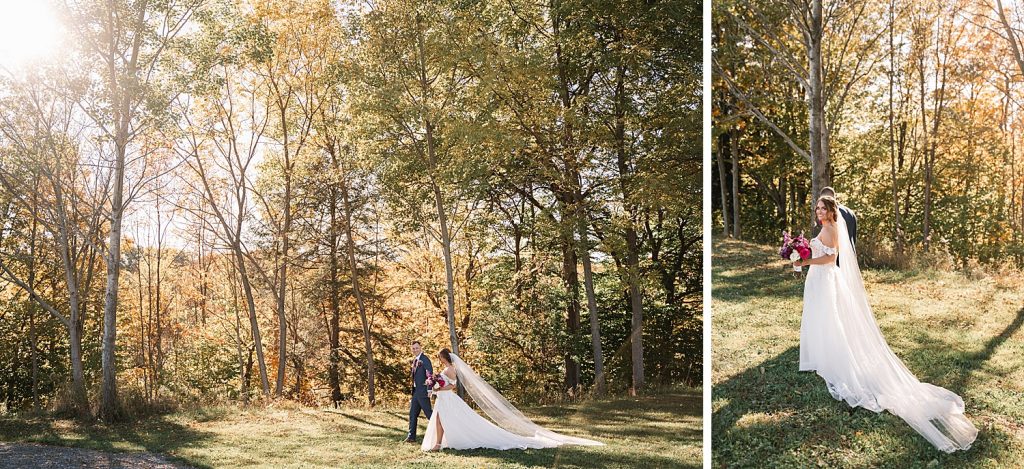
[407,393,433,439]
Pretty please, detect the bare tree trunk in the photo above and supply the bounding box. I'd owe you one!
[274,220,290,396]
[575,204,605,396]
[138,236,149,399]
[99,0,159,422]
[414,24,460,356]
[321,130,378,405]
[28,303,39,411]
[430,172,460,356]
[923,151,934,251]
[198,214,209,326]
[788,180,797,228]
[888,0,903,256]
[54,206,88,415]
[182,74,272,396]
[730,129,742,238]
[27,209,40,412]
[234,246,271,395]
[558,206,582,391]
[327,181,343,407]
[996,0,1024,81]
[0,111,94,419]
[918,10,952,253]
[266,126,296,397]
[807,0,830,217]
[228,263,249,400]
[610,61,637,394]
[154,199,166,398]
[341,181,377,406]
[996,0,1024,260]
[58,200,89,416]
[624,222,645,394]
[550,5,585,394]
[717,132,731,237]
[273,147,294,397]
[100,124,127,421]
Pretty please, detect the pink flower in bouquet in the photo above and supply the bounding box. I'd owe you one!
[425,372,447,390]
[780,231,812,271]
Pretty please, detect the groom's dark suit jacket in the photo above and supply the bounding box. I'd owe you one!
[411,354,433,397]
[835,204,856,267]
[839,204,857,247]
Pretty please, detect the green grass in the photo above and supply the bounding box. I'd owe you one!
[0,391,700,468]
[712,238,1024,468]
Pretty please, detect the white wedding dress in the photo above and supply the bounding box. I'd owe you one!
[420,354,604,451]
[799,215,977,452]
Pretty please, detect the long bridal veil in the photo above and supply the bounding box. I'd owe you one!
[824,213,977,452]
[449,353,604,446]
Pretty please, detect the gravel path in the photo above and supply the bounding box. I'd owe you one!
[0,442,192,468]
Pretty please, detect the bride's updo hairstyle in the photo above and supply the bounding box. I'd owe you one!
[439,348,452,364]
[818,195,839,223]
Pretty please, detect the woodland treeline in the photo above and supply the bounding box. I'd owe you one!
[714,0,1024,268]
[0,0,700,419]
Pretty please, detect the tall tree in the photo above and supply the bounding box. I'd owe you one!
[352,0,489,356]
[174,43,274,395]
[0,72,107,416]
[67,0,200,421]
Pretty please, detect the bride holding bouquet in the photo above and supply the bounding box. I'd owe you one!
[789,194,977,452]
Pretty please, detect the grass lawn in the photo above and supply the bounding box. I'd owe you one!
[712,238,1024,468]
[0,390,700,468]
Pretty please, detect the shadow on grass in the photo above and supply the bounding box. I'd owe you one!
[712,346,1018,468]
[713,240,805,304]
[0,392,701,468]
[0,414,216,469]
[458,445,698,469]
[899,307,1024,397]
[712,238,1024,467]
[460,393,701,469]
[322,408,401,433]
[713,310,1023,467]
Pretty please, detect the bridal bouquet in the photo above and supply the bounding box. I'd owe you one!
[780,231,811,272]
[425,372,447,391]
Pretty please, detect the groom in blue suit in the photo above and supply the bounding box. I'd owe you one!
[404,340,433,443]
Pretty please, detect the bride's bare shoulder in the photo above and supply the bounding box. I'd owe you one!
[823,224,839,247]
[443,367,457,379]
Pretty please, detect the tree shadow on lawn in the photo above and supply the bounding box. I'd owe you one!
[528,393,702,438]
[455,393,700,468]
[447,444,699,469]
[712,322,1021,468]
[321,408,403,433]
[897,307,1024,399]
[713,245,805,304]
[0,414,217,469]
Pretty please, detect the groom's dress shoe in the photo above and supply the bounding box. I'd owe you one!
[403,437,416,443]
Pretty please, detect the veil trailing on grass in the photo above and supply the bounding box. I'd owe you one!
[826,213,977,452]
[449,353,604,446]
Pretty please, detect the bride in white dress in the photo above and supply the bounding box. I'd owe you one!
[420,348,604,451]
[793,195,977,452]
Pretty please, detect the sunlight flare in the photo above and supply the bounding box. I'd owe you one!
[0,0,64,71]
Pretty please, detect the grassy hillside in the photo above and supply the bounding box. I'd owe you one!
[712,238,1024,468]
[0,391,700,468]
